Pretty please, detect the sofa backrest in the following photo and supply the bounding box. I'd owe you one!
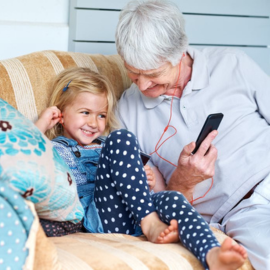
[0,50,132,122]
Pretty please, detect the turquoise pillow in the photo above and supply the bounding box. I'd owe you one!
[0,99,83,223]
[0,182,34,269]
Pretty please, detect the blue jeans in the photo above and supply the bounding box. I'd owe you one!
[77,184,104,233]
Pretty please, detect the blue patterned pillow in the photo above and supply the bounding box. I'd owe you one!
[0,99,83,223]
[0,182,34,269]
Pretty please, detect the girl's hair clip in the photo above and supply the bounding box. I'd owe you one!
[63,80,72,92]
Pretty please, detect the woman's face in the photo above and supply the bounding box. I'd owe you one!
[124,61,180,98]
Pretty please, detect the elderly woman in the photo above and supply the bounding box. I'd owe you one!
[115,0,270,270]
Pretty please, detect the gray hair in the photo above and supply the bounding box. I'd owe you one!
[115,0,188,70]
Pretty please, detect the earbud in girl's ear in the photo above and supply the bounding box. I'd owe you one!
[59,113,64,124]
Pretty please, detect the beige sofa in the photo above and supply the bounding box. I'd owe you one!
[0,50,253,270]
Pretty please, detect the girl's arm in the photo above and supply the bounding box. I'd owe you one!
[35,106,61,133]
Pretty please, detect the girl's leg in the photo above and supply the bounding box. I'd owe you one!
[151,191,220,269]
[94,130,246,269]
[94,129,157,235]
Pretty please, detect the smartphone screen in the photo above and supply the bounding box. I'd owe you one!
[192,113,224,154]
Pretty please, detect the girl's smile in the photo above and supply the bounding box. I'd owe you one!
[62,92,107,146]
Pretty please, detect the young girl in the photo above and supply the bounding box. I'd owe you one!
[36,67,247,270]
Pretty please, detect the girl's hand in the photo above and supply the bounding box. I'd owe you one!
[35,106,62,133]
[144,165,156,191]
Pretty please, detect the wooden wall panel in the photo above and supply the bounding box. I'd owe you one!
[68,0,270,74]
[75,0,270,16]
[72,10,270,46]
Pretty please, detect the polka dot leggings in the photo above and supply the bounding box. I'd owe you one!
[94,129,220,270]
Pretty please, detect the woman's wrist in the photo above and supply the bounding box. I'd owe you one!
[166,167,195,201]
[166,180,194,201]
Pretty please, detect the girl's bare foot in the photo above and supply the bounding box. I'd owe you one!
[156,219,179,244]
[206,238,248,270]
[141,212,179,244]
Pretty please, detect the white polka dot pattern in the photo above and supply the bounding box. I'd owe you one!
[95,130,155,235]
[94,129,220,269]
[0,183,34,269]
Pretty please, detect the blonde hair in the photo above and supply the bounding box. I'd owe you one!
[46,67,119,140]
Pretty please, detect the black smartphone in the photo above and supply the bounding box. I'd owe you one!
[140,151,151,165]
[191,113,224,155]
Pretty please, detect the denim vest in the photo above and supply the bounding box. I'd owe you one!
[52,136,104,233]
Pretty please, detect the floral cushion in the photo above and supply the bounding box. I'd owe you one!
[0,99,84,223]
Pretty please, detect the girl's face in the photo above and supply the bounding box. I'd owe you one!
[62,92,107,146]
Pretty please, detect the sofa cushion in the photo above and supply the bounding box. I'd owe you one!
[0,98,84,222]
[46,229,253,270]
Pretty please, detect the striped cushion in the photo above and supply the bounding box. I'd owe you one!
[0,50,131,122]
[32,227,253,270]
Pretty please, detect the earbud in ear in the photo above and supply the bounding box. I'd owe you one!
[59,113,64,124]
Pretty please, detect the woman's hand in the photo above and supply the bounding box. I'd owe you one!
[144,165,156,191]
[167,130,218,201]
[35,106,62,133]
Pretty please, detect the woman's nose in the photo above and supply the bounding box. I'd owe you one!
[136,76,151,91]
